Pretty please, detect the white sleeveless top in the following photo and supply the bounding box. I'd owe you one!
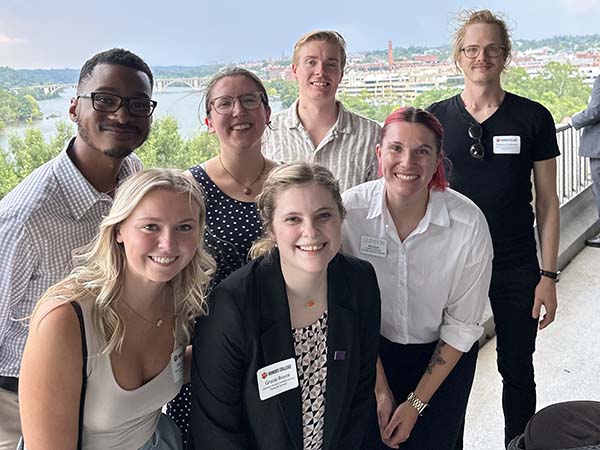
[79,301,184,450]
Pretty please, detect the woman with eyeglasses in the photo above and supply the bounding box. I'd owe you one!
[342,107,493,450]
[19,169,215,450]
[427,10,560,447]
[166,67,277,444]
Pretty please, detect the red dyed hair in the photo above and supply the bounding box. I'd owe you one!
[380,106,448,191]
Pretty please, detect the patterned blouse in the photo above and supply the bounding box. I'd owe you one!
[293,311,328,450]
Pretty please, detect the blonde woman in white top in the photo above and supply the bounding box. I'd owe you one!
[19,169,214,450]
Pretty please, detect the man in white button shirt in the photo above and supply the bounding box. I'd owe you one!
[0,48,152,449]
[262,30,381,192]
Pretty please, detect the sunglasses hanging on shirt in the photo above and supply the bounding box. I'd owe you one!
[468,122,485,160]
[459,107,485,160]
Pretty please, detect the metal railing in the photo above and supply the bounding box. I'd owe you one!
[555,123,591,206]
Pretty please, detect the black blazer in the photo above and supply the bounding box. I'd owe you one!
[189,250,381,450]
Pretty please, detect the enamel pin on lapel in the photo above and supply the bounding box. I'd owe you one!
[334,350,346,361]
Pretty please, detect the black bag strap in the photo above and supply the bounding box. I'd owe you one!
[69,301,87,450]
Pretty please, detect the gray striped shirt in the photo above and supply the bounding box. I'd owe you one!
[0,139,141,377]
[262,100,381,191]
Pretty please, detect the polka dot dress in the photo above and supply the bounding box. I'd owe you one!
[191,164,263,287]
[293,312,328,450]
[166,163,263,444]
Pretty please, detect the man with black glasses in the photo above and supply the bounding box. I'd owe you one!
[0,48,153,450]
[428,10,560,449]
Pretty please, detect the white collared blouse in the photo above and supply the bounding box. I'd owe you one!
[341,179,493,352]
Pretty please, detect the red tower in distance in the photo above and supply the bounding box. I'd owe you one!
[388,40,393,69]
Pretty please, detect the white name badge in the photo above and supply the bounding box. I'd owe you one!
[493,136,521,154]
[360,235,387,258]
[171,347,185,383]
[256,358,299,401]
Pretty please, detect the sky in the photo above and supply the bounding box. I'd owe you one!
[1,0,600,69]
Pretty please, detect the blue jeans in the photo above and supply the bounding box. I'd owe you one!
[490,263,540,448]
[139,414,183,450]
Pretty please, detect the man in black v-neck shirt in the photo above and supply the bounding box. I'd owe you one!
[428,10,560,449]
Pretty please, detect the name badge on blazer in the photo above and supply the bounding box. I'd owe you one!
[360,235,387,258]
[493,136,521,154]
[257,358,299,401]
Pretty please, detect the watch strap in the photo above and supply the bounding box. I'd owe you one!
[540,270,560,282]
[407,391,428,416]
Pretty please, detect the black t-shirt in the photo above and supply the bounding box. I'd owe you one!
[428,93,560,267]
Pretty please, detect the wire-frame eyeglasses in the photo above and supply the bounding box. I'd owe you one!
[460,44,505,59]
[210,92,266,115]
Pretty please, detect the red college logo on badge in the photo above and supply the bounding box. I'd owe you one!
[261,372,267,379]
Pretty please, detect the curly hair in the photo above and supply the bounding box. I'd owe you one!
[78,48,153,93]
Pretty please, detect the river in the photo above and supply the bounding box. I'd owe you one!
[0,87,283,149]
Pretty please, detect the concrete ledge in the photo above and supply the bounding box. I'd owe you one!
[479,185,599,346]
[556,186,600,269]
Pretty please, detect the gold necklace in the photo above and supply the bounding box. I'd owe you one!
[121,288,168,328]
[219,156,266,195]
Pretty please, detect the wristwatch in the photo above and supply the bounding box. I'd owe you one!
[407,391,428,416]
[540,270,560,283]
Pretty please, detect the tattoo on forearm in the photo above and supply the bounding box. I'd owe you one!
[425,341,447,374]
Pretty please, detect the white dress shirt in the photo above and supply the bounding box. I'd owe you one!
[341,179,493,352]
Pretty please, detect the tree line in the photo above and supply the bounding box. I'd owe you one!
[412,62,591,122]
[0,62,591,198]
[264,62,590,123]
[0,89,43,131]
[0,117,219,198]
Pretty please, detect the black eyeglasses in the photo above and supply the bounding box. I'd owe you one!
[460,44,505,59]
[210,92,266,115]
[77,92,157,118]
[468,123,485,160]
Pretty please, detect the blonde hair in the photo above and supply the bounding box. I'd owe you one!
[292,30,347,71]
[34,169,215,353]
[452,9,512,71]
[250,162,345,259]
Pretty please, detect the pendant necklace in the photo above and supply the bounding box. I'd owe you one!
[121,288,168,328]
[219,156,266,195]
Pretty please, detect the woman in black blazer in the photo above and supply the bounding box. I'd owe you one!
[189,162,381,450]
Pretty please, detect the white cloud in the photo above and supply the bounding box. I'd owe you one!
[560,0,600,13]
[0,33,26,45]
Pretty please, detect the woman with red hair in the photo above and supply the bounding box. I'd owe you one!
[342,106,493,449]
